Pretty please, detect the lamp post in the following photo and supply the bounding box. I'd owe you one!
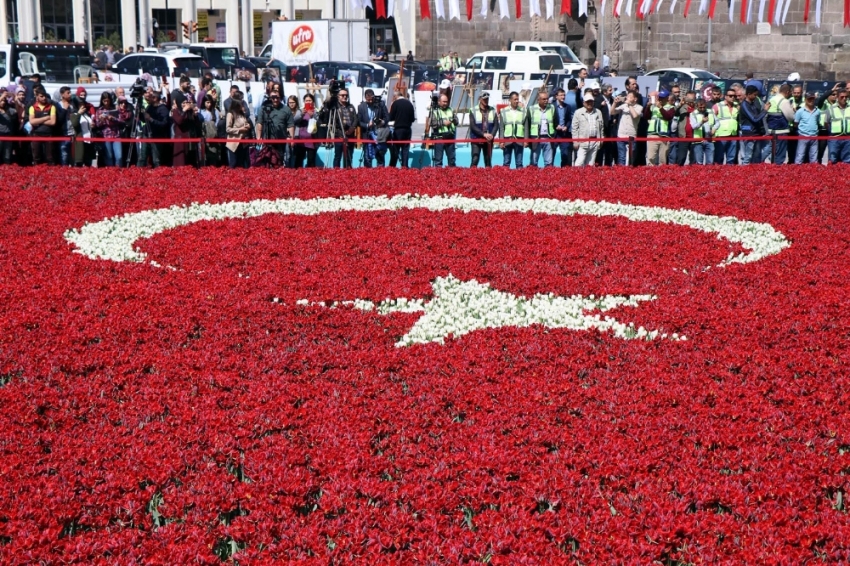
[707,17,712,72]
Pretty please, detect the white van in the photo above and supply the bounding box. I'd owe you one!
[509,41,586,75]
[456,51,564,90]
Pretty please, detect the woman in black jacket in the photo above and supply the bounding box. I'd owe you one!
[0,95,17,165]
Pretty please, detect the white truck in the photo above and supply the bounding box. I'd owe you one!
[265,20,370,65]
[509,41,587,75]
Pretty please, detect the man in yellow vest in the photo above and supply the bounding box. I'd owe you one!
[429,94,457,167]
[826,89,850,164]
[500,91,525,168]
[763,83,795,164]
[643,89,675,166]
[711,88,739,164]
[689,97,716,165]
[469,92,498,167]
[525,90,555,167]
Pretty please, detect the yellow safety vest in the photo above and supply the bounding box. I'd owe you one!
[528,104,554,137]
[647,104,673,136]
[434,108,455,135]
[766,94,790,132]
[501,107,525,138]
[713,103,739,137]
[472,107,496,133]
[827,104,850,135]
[692,111,716,139]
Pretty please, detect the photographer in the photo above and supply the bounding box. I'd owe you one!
[469,93,498,168]
[255,89,295,167]
[138,87,171,168]
[318,85,358,168]
[429,94,457,167]
[172,94,201,167]
[70,87,96,166]
[358,89,389,167]
[388,91,415,168]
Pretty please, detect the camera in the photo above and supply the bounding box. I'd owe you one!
[129,77,147,100]
[371,94,383,107]
[430,93,439,109]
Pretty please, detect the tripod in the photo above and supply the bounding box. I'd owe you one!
[323,104,348,169]
[124,98,144,168]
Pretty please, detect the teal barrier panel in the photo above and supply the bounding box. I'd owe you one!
[314,143,570,168]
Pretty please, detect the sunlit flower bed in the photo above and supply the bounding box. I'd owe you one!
[1,165,849,563]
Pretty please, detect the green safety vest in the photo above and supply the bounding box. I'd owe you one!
[647,104,673,136]
[766,94,790,132]
[827,104,850,135]
[713,103,739,137]
[692,111,716,139]
[501,107,525,138]
[819,101,836,129]
[439,56,452,70]
[472,107,496,133]
[528,104,554,137]
[434,108,455,135]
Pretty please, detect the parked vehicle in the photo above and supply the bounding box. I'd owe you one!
[645,68,721,81]
[159,42,258,80]
[457,51,565,90]
[508,41,586,75]
[101,52,208,81]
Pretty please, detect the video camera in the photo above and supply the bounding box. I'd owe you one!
[129,77,147,100]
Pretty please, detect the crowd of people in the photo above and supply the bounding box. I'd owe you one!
[1,66,848,169]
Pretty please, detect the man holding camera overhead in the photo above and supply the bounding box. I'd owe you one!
[358,89,389,167]
[429,94,458,167]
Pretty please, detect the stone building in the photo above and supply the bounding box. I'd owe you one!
[414,0,850,79]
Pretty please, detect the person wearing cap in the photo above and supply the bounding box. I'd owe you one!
[688,97,716,165]
[792,92,821,164]
[572,92,604,167]
[743,72,765,99]
[525,90,555,168]
[762,84,794,164]
[500,91,525,169]
[816,83,842,163]
[711,87,739,165]
[643,90,675,166]
[70,87,96,166]
[429,94,457,167]
[469,92,498,168]
[825,89,850,164]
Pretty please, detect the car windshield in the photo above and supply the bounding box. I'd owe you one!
[205,48,239,68]
[172,57,207,78]
[541,45,582,65]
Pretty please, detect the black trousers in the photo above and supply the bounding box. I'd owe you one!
[390,127,411,168]
[470,141,493,167]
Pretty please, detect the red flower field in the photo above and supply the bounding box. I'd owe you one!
[1,165,849,563]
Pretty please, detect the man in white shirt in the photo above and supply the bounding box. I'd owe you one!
[572,93,604,167]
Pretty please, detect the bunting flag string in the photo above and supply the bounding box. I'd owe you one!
[531,0,542,17]
[480,0,488,17]
[562,0,572,16]
[729,0,735,21]
[625,0,634,17]
[546,0,554,18]
[683,0,692,16]
[815,0,822,26]
[740,0,747,23]
[636,0,646,19]
[669,0,678,14]
[844,0,849,26]
[420,0,431,18]
[499,0,510,18]
[579,0,589,16]
[781,0,791,23]
[350,0,361,11]
[613,0,623,17]
[516,0,522,19]
[708,0,718,18]
[698,0,708,15]
[746,0,753,21]
[466,0,473,18]
[448,0,460,19]
[651,0,663,15]
[768,0,776,23]
[802,0,809,21]
[376,0,386,18]
[757,0,767,21]
[388,0,395,18]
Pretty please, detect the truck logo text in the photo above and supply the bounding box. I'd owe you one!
[290,25,314,56]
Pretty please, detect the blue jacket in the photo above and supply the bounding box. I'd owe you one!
[738,97,767,136]
[565,91,579,113]
[554,101,573,138]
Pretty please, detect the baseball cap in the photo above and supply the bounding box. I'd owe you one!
[439,79,451,89]
[805,91,817,99]
[479,92,490,100]
[583,92,595,102]
[658,89,670,98]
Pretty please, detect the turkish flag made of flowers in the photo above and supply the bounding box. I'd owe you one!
[1,165,849,563]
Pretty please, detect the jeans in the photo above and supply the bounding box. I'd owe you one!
[530,139,553,167]
[667,135,678,164]
[0,139,13,164]
[227,145,250,169]
[740,140,765,165]
[794,138,818,164]
[389,127,411,168]
[333,141,352,168]
[363,133,385,167]
[138,142,161,167]
[691,141,714,165]
[60,141,72,166]
[552,137,572,166]
[470,141,493,167]
[433,138,456,167]
[713,139,737,164]
[828,139,850,164]
[616,140,631,166]
[763,137,787,164]
[102,139,123,167]
[502,142,523,168]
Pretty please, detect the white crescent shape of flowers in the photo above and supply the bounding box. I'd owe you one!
[64,194,790,346]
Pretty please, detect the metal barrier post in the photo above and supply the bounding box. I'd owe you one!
[629,136,635,167]
[771,134,778,164]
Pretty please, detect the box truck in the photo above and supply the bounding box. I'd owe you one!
[267,20,370,65]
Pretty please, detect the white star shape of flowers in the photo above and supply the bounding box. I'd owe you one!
[294,274,684,347]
